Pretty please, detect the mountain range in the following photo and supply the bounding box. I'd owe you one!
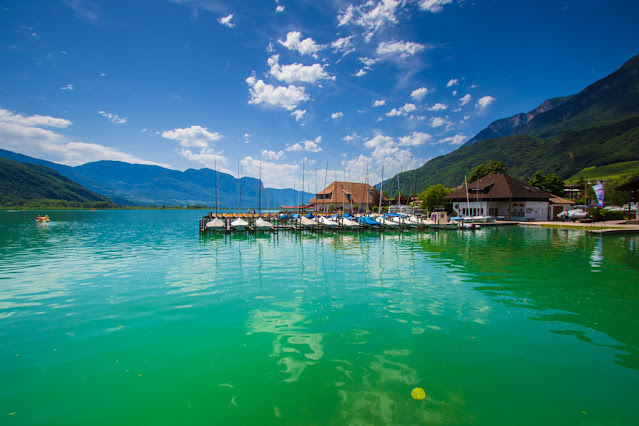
[383,53,639,195]
[0,149,312,208]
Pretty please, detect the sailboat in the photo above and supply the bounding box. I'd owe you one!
[206,159,226,231]
[319,216,339,228]
[255,161,273,231]
[231,161,248,231]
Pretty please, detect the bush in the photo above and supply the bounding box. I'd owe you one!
[328,203,336,212]
[372,205,379,213]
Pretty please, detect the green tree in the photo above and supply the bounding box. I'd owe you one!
[417,184,452,214]
[467,160,507,182]
[372,205,379,213]
[603,175,633,206]
[328,203,336,212]
[529,171,565,196]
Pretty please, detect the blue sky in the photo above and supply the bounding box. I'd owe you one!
[1,0,638,188]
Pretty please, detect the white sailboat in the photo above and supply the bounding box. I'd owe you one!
[206,158,226,231]
[300,216,318,228]
[254,161,274,231]
[319,216,339,228]
[377,216,399,227]
[342,217,360,229]
[231,217,248,231]
[206,217,226,231]
[254,217,273,231]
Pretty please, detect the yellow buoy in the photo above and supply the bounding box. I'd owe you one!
[411,387,426,400]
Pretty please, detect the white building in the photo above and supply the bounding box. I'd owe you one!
[444,173,554,222]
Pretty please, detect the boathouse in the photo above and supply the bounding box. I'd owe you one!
[443,173,554,221]
[309,181,381,212]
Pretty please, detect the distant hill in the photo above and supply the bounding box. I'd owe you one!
[0,157,114,206]
[0,149,313,207]
[383,53,639,195]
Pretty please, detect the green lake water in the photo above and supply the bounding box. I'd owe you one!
[1,210,638,425]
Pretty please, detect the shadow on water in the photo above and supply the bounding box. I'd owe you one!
[416,227,639,370]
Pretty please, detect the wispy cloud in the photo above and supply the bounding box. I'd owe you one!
[60,84,74,91]
[98,111,127,124]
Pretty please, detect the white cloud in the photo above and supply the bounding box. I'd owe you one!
[418,0,453,13]
[434,133,467,145]
[446,78,458,87]
[373,99,386,107]
[428,103,448,111]
[459,93,471,106]
[331,111,343,119]
[343,133,359,141]
[377,40,426,58]
[60,84,73,91]
[386,103,416,117]
[471,84,479,89]
[331,36,355,55]
[268,54,334,84]
[286,136,322,153]
[240,155,299,188]
[337,0,401,42]
[246,76,309,110]
[430,117,449,127]
[452,90,457,96]
[179,147,228,171]
[278,31,322,57]
[218,14,234,28]
[476,96,496,108]
[354,57,378,77]
[398,131,431,146]
[276,5,285,13]
[291,109,306,121]
[161,125,222,149]
[98,111,127,124]
[0,108,71,128]
[411,87,428,101]
[262,149,285,160]
[402,103,416,112]
[0,109,168,168]
[349,133,424,182]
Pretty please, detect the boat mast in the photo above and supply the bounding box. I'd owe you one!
[214,158,218,217]
[379,165,384,213]
[259,160,262,216]
[349,171,353,212]
[238,160,242,214]
[324,161,328,213]
[342,164,346,212]
[465,175,470,216]
[397,167,402,213]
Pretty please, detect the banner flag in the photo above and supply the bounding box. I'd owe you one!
[592,183,604,207]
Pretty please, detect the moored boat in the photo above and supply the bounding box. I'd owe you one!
[254,217,273,231]
[231,217,248,231]
[206,217,226,231]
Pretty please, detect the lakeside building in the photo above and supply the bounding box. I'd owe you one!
[444,173,563,221]
[309,181,383,212]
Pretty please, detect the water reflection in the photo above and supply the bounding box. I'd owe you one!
[417,227,639,370]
